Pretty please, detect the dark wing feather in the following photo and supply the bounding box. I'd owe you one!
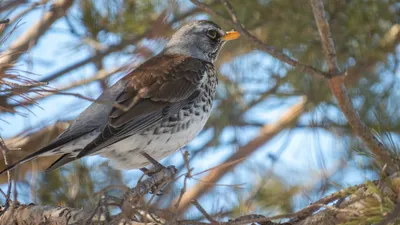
[77,54,209,158]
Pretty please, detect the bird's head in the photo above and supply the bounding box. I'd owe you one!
[163,20,240,63]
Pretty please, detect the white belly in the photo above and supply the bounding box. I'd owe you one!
[100,112,211,169]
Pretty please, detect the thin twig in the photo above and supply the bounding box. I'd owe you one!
[191,199,218,223]
[0,188,6,198]
[7,66,124,109]
[143,179,170,223]
[0,80,48,92]
[174,150,192,209]
[0,137,12,211]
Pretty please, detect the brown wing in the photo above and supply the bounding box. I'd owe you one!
[77,54,211,158]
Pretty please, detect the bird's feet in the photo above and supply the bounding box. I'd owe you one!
[139,152,165,176]
[139,152,177,195]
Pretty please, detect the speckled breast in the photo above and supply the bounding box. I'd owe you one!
[101,70,217,169]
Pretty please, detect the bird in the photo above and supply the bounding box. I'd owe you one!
[0,20,240,175]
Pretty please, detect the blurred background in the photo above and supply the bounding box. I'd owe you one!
[0,0,399,221]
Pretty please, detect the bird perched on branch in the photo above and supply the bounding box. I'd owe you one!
[0,20,239,174]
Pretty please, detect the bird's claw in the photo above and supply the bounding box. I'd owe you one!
[139,153,177,196]
[140,152,165,176]
[148,166,177,195]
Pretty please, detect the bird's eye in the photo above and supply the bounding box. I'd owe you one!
[207,30,217,39]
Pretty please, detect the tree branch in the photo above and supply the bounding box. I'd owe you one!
[309,0,395,173]
[0,137,12,211]
[309,0,339,72]
[2,177,394,225]
[0,165,177,224]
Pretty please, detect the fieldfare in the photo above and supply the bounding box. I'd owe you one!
[0,20,240,174]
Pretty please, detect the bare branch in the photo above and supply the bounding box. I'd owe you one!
[174,150,192,209]
[309,0,395,173]
[0,137,12,211]
[310,0,339,72]
[190,199,217,223]
[0,80,47,92]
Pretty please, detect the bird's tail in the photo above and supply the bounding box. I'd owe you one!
[45,154,76,172]
[0,153,39,175]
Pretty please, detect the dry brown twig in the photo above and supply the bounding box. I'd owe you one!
[174,150,193,209]
[0,137,12,211]
[0,1,73,113]
[190,199,218,223]
[172,150,245,218]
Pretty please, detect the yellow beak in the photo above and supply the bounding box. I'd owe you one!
[221,30,240,41]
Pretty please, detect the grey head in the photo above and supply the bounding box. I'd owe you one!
[163,20,240,63]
